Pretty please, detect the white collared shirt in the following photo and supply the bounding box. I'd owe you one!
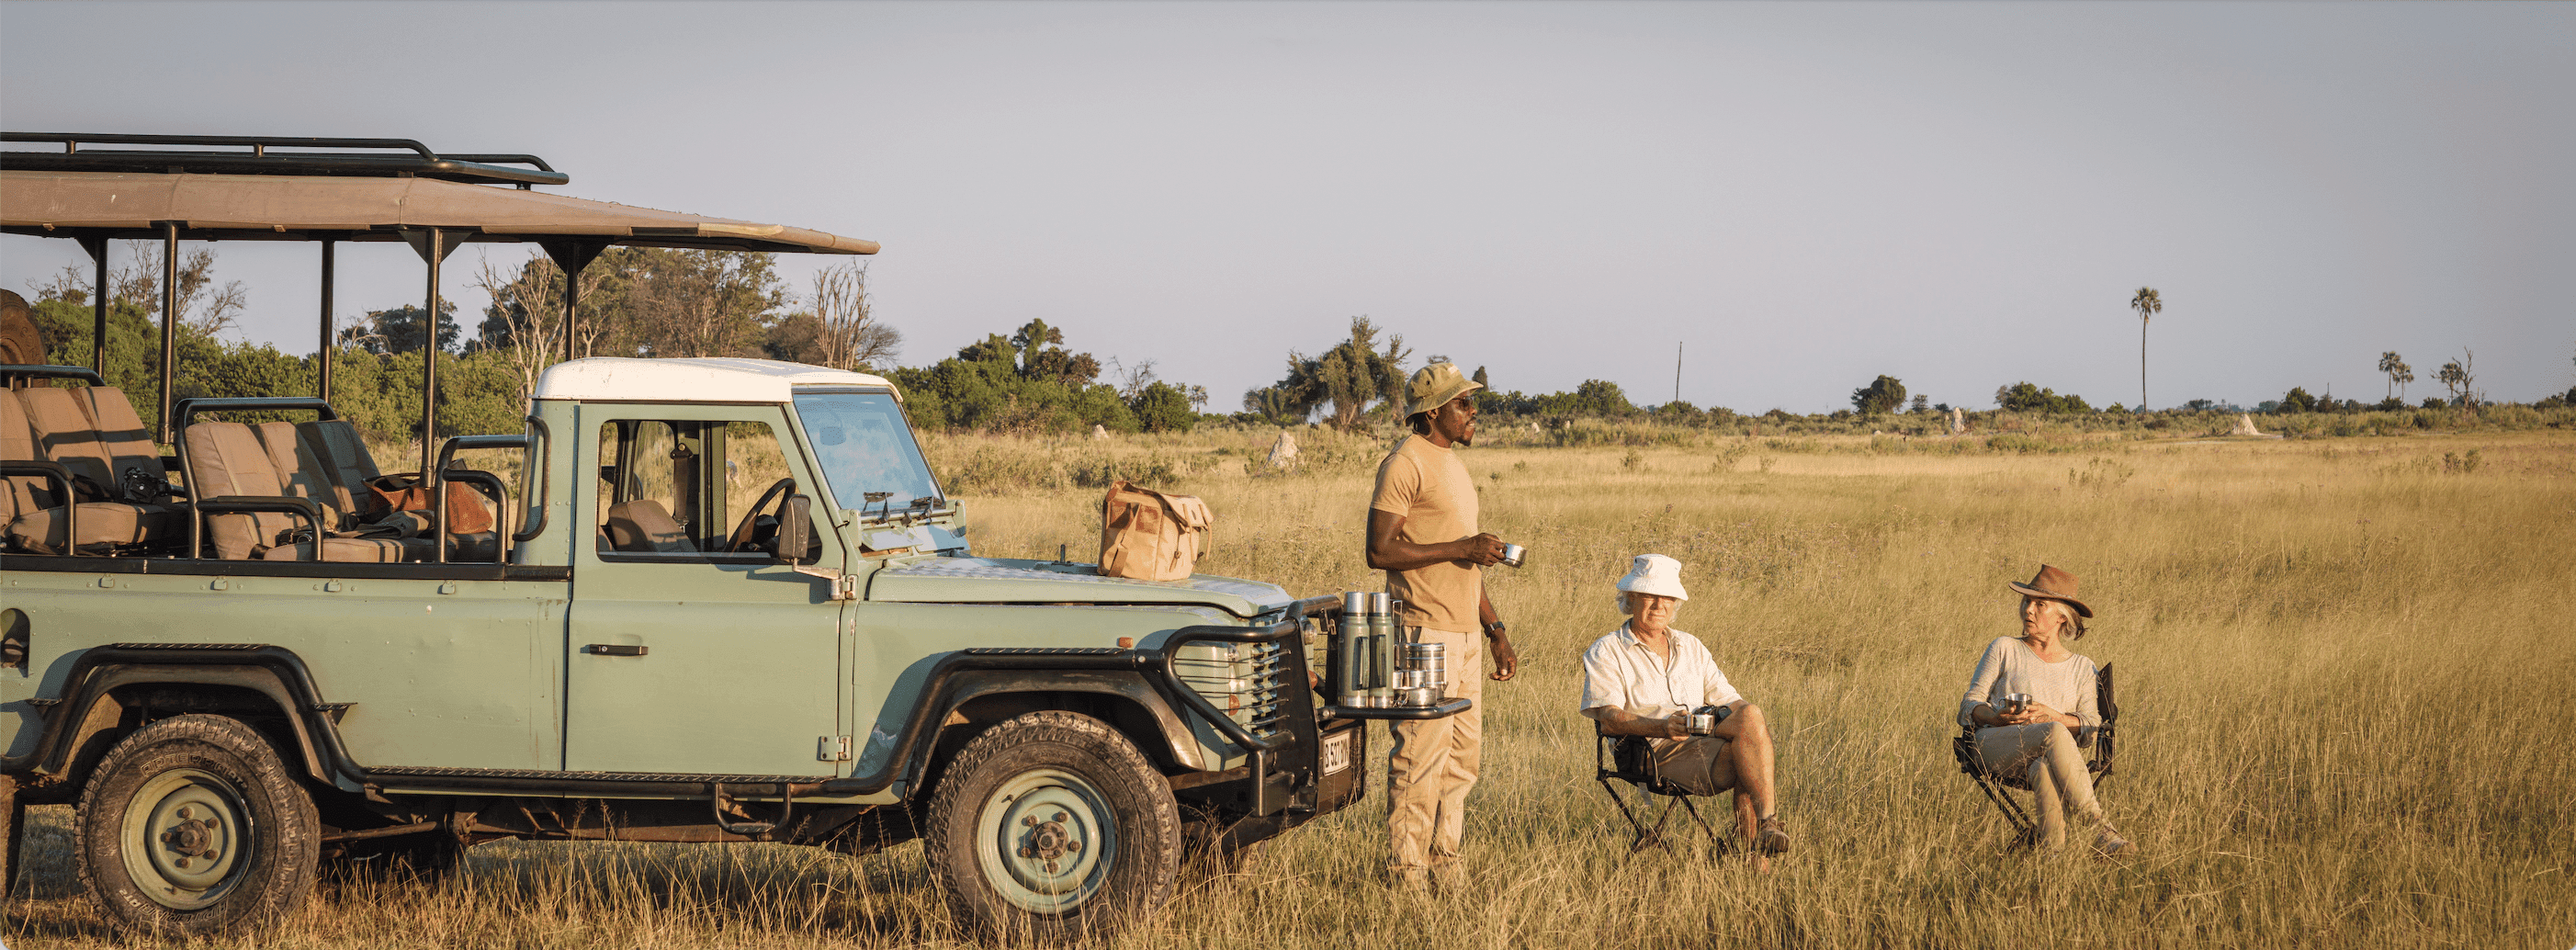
[1579,624,1744,723]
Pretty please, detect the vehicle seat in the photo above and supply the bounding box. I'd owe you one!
[3,388,173,554]
[0,390,53,522]
[604,499,695,553]
[185,420,403,562]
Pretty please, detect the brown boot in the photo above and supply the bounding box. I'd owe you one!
[1756,816,1793,855]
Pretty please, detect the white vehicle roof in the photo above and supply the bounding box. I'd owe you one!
[531,357,898,403]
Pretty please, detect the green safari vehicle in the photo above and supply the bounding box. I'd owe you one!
[0,133,1463,938]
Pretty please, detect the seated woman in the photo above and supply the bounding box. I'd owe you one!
[1579,554,1791,858]
[1960,565,2133,855]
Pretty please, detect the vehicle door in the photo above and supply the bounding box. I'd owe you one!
[565,403,844,776]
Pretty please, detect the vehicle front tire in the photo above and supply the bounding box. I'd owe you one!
[75,714,320,936]
[926,710,1181,940]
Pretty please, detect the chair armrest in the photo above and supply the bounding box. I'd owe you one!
[1,459,79,505]
[1,460,82,555]
[196,495,326,561]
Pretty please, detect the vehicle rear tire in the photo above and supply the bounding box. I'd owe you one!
[2,775,25,902]
[925,710,1180,940]
[75,715,320,936]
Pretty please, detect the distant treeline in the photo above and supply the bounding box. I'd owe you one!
[21,247,2575,445]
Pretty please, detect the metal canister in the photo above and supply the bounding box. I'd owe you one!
[1337,592,1369,707]
[1376,594,1403,707]
[1397,640,1448,707]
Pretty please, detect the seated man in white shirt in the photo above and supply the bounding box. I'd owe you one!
[1579,554,1792,858]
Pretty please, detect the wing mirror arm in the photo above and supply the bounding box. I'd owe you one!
[777,494,856,601]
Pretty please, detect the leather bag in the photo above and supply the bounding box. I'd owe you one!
[366,472,494,536]
[1098,480,1212,582]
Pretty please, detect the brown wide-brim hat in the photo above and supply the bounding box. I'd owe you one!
[2007,564,2093,617]
[1404,362,1485,420]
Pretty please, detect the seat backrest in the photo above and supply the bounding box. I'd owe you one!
[185,421,298,560]
[73,387,164,498]
[297,420,380,511]
[0,391,56,520]
[604,499,695,553]
[17,387,116,496]
[255,422,352,526]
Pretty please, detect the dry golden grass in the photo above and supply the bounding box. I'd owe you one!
[10,428,2571,949]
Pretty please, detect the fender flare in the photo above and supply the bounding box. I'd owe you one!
[3,644,362,791]
[930,667,1209,772]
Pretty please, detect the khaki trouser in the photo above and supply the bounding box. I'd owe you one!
[1387,627,1484,873]
[1976,722,2106,849]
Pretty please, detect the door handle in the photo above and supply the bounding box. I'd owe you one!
[585,644,648,657]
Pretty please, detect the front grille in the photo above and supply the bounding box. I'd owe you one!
[1172,639,1294,742]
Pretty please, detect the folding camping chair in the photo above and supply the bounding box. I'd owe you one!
[1952,662,2120,846]
[1596,729,1730,855]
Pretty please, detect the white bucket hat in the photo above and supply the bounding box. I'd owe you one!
[1615,553,1689,601]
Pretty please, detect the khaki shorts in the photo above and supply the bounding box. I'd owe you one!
[1652,736,1734,797]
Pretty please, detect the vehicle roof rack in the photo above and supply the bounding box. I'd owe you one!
[0,132,569,188]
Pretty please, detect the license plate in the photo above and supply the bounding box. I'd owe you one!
[1320,729,1353,775]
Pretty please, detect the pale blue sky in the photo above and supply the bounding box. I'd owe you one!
[5,2,2570,411]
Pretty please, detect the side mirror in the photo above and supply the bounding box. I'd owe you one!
[777,494,812,565]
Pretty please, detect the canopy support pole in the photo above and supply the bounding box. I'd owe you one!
[539,239,608,366]
[415,228,447,477]
[318,239,335,401]
[76,236,107,376]
[157,222,177,445]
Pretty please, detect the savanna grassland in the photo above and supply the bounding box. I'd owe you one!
[7,425,2571,949]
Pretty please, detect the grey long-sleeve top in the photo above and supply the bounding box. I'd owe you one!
[1957,636,2100,732]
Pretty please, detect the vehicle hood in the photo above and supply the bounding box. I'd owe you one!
[864,558,1295,618]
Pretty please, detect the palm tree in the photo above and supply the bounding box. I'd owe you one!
[2130,287,2161,411]
[2378,351,2413,401]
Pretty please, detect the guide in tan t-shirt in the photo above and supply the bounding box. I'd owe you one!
[1371,434,1484,631]
[1364,360,1519,886]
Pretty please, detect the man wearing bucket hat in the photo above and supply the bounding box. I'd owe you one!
[1579,554,1793,860]
[1366,361,1518,891]
[1959,565,2132,855]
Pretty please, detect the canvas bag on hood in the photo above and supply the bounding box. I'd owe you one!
[1098,479,1212,582]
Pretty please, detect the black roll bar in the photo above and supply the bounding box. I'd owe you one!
[2,132,570,187]
[0,364,107,387]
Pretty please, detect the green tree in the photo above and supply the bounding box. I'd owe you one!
[345,301,461,356]
[1994,381,2094,414]
[2130,287,2161,411]
[2378,351,2413,401]
[2277,386,2318,413]
[1260,317,1411,431]
[2436,350,2478,408]
[1849,374,1907,414]
[1129,380,1195,433]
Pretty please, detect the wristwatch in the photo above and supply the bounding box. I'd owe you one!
[1482,620,1508,638]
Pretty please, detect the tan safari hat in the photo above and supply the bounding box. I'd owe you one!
[2007,564,2093,617]
[1404,362,1484,420]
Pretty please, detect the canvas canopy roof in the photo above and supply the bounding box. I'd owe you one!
[1,169,879,255]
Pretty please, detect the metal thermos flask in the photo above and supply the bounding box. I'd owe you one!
[1337,592,1368,707]
[1372,594,1398,707]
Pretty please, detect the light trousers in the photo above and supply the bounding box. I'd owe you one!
[1386,627,1484,873]
[1976,722,2107,849]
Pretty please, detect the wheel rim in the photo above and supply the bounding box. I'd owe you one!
[118,768,254,910]
[975,767,1117,915]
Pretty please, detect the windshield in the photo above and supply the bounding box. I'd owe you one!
[790,390,943,515]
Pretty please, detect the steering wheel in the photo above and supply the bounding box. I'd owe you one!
[724,478,797,554]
